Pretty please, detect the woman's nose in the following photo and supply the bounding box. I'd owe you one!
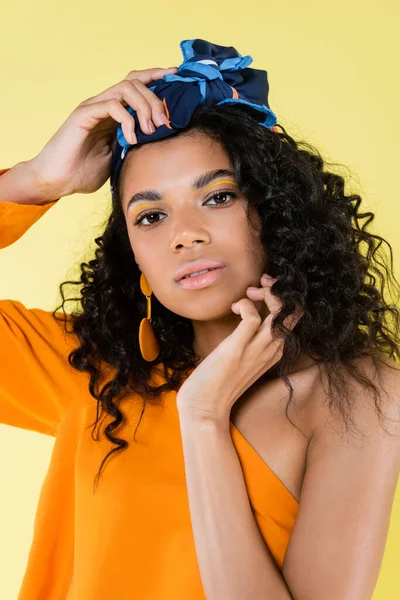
[169,214,211,251]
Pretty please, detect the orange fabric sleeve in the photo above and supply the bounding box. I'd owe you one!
[0,167,83,436]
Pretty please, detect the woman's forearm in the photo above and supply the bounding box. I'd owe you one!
[0,161,59,205]
[178,410,294,600]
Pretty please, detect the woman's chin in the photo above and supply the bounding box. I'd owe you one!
[168,304,240,323]
[159,288,245,321]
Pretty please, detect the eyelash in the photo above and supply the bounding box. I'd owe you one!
[133,190,238,227]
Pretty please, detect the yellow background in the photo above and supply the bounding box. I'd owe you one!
[0,1,399,597]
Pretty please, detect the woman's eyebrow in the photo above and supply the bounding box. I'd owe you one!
[126,168,236,213]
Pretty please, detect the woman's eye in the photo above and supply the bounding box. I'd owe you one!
[205,191,237,206]
[134,191,237,227]
[135,211,166,227]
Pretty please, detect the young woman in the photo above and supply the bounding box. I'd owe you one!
[1,40,400,600]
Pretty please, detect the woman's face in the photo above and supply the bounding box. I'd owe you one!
[120,130,267,322]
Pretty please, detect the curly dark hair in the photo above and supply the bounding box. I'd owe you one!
[53,102,400,492]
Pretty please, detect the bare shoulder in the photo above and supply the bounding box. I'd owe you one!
[308,353,400,450]
[282,354,400,599]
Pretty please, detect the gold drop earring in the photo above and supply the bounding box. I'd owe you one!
[138,272,160,362]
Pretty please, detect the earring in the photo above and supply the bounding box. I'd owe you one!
[138,273,160,362]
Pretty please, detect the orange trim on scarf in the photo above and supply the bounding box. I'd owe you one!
[162,98,172,129]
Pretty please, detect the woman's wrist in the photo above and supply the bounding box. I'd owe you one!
[0,160,61,205]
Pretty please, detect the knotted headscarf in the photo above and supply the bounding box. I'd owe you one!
[110,38,278,192]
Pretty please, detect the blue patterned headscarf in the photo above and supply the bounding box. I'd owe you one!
[110,38,278,193]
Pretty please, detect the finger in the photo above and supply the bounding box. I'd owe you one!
[256,287,303,339]
[245,279,281,336]
[246,276,300,340]
[230,298,262,348]
[117,80,157,135]
[123,67,178,125]
[81,67,178,106]
[75,97,139,146]
[259,276,304,331]
[79,83,163,144]
[78,67,177,134]
[124,66,178,85]
[260,277,282,315]
[81,80,155,136]
[129,79,170,127]
[246,272,278,300]
[245,286,267,301]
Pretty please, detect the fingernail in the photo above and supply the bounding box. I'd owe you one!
[262,274,277,285]
[247,286,259,291]
[148,120,155,133]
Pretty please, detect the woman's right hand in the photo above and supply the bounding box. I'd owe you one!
[27,66,178,199]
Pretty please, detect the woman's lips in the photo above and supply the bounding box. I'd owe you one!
[176,267,225,289]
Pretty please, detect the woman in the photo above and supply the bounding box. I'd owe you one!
[1,39,399,599]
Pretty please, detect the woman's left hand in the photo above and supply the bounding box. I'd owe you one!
[176,273,304,422]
